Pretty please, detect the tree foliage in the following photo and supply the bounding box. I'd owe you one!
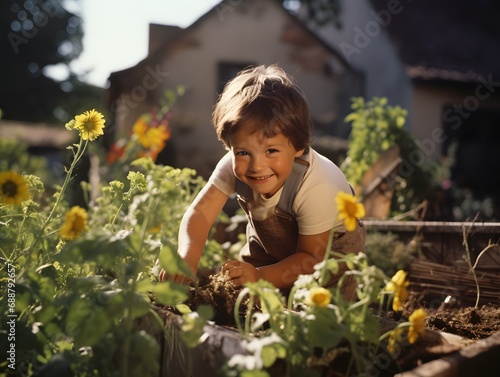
[0,0,103,123]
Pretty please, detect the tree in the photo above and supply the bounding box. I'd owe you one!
[0,0,103,123]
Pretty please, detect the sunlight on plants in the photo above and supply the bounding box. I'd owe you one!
[0,104,217,376]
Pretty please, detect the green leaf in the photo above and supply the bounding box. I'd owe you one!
[74,310,112,347]
[174,303,191,314]
[148,281,188,306]
[196,304,214,321]
[128,331,161,377]
[261,344,286,368]
[307,307,344,348]
[65,299,112,347]
[158,244,195,280]
[130,292,153,318]
[396,115,406,127]
[180,311,210,348]
[55,233,130,269]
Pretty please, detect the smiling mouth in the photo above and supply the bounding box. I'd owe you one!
[249,175,272,181]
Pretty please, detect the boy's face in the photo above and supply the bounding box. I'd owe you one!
[228,124,304,198]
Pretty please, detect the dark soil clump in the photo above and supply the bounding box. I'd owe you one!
[183,270,246,326]
[426,304,500,339]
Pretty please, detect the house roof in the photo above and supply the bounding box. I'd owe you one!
[106,0,351,106]
[147,24,184,55]
[370,0,500,84]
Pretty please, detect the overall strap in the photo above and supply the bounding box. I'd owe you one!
[276,157,309,215]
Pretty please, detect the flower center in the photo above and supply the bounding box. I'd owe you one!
[1,180,17,197]
[345,201,358,216]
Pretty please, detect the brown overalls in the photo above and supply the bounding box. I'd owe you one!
[235,154,365,300]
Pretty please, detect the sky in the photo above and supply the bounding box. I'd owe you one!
[68,0,221,87]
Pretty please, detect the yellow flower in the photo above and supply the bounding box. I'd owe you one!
[386,327,403,354]
[0,171,29,205]
[309,287,332,307]
[335,191,365,231]
[133,115,171,161]
[149,224,162,234]
[133,117,170,147]
[385,270,409,312]
[60,206,88,239]
[132,117,149,146]
[74,109,105,141]
[408,308,426,344]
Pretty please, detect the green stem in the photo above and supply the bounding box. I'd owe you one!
[42,138,87,232]
[234,288,250,338]
[319,228,335,286]
[285,286,298,377]
[109,202,124,230]
[26,137,87,256]
[244,295,254,337]
[120,280,137,377]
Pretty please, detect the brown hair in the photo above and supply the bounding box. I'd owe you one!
[213,65,312,151]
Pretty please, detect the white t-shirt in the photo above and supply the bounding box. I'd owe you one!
[208,148,352,235]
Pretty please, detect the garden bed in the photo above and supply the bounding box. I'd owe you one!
[145,220,500,376]
[147,303,500,377]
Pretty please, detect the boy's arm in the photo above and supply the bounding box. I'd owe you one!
[224,230,330,289]
[257,230,330,288]
[163,183,229,280]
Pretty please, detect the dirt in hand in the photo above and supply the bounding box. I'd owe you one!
[183,270,246,326]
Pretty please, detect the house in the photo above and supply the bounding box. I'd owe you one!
[303,0,500,203]
[105,0,362,178]
[106,0,500,209]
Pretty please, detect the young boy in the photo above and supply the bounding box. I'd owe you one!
[159,65,365,299]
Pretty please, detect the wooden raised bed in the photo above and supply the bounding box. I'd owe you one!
[395,331,500,377]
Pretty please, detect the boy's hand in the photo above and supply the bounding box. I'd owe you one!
[222,260,263,286]
[158,268,192,285]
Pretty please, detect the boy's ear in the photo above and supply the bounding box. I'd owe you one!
[294,148,306,158]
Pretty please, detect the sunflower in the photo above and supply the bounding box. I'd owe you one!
[0,171,29,205]
[335,191,365,231]
[308,287,332,307]
[408,308,426,344]
[385,270,409,312]
[60,206,88,239]
[74,109,105,141]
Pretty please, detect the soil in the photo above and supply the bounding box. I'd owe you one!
[425,304,500,340]
[181,270,246,325]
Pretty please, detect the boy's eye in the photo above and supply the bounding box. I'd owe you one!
[267,149,278,154]
[236,151,248,156]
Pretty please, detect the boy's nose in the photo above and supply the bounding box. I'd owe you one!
[249,156,265,172]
